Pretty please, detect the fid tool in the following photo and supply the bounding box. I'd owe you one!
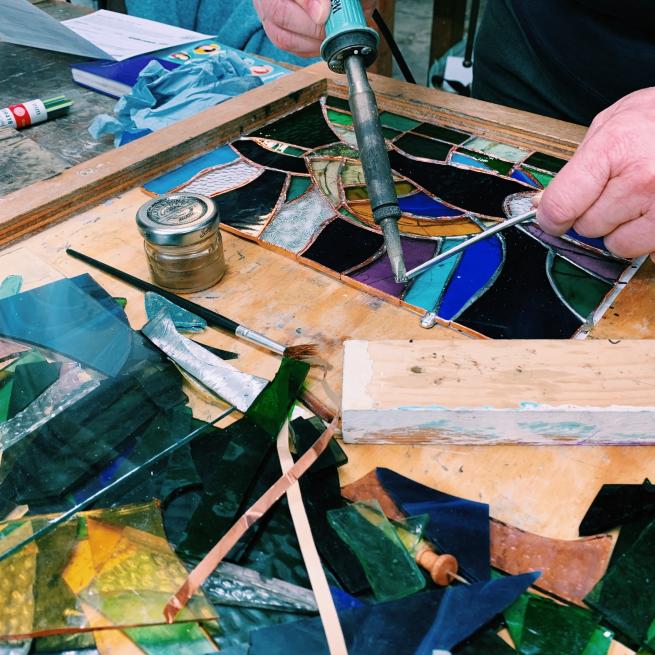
[405,209,537,280]
[321,0,407,282]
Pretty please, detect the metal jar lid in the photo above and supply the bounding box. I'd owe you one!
[136,193,219,246]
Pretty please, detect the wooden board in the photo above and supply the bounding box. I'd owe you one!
[342,339,655,444]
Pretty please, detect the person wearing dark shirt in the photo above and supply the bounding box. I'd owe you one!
[255,0,655,262]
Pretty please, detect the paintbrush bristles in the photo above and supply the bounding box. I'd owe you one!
[283,343,320,362]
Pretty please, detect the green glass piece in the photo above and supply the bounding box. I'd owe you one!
[327,500,425,601]
[0,351,46,423]
[325,95,350,112]
[464,136,529,163]
[524,152,568,173]
[646,615,655,649]
[458,629,516,654]
[285,177,313,202]
[113,297,128,309]
[382,127,401,140]
[413,122,470,145]
[586,518,655,645]
[291,416,347,473]
[122,621,217,654]
[522,166,555,187]
[327,108,353,127]
[7,361,61,419]
[379,111,421,132]
[0,276,22,300]
[456,148,514,176]
[394,133,453,161]
[550,255,612,319]
[581,626,613,655]
[503,586,529,647]
[391,514,429,555]
[310,143,360,159]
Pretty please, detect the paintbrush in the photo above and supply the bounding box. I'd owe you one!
[404,208,537,280]
[66,248,319,363]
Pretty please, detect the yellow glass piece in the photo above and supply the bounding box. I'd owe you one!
[63,539,95,594]
[349,202,483,238]
[345,182,415,201]
[308,159,342,207]
[88,518,124,572]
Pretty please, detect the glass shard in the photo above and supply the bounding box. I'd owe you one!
[6,361,60,419]
[463,136,529,163]
[393,135,452,161]
[524,151,568,173]
[144,292,207,333]
[0,276,22,300]
[379,111,421,132]
[232,140,308,174]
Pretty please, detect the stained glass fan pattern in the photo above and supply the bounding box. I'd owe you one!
[143,98,639,339]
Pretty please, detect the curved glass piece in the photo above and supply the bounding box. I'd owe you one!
[452,149,513,176]
[524,151,568,173]
[286,176,312,202]
[307,159,342,207]
[345,181,415,201]
[177,160,263,197]
[398,192,463,217]
[232,140,308,175]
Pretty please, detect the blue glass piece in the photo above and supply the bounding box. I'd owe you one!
[566,228,608,252]
[376,468,490,582]
[415,573,540,654]
[70,273,130,325]
[143,145,239,195]
[330,587,366,613]
[398,193,462,218]
[450,152,493,172]
[145,292,207,333]
[438,233,504,320]
[511,168,541,187]
[404,238,465,311]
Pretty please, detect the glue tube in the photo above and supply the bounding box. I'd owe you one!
[0,96,72,130]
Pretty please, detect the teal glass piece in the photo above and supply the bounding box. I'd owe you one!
[0,276,22,300]
[286,176,312,201]
[379,111,421,132]
[122,622,218,654]
[521,166,554,187]
[0,351,46,423]
[523,152,568,173]
[327,500,425,601]
[145,292,208,333]
[585,518,655,645]
[7,361,61,419]
[326,108,353,127]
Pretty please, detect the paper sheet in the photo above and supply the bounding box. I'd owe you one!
[0,2,209,61]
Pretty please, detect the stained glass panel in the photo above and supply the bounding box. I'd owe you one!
[142,98,639,339]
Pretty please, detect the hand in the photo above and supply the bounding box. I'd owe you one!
[253,0,378,58]
[536,87,655,261]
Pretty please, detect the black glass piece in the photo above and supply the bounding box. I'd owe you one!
[194,341,239,360]
[291,416,348,474]
[7,360,61,419]
[388,150,525,217]
[301,219,384,273]
[232,139,309,174]
[413,123,470,145]
[455,629,515,654]
[213,168,288,233]
[457,227,583,338]
[394,134,452,161]
[249,102,339,150]
[326,96,351,112]
[579,481,655,536]
[524,152,568,173]
[609,517,651,569]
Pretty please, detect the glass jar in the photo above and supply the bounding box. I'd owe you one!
[136,193,226,293]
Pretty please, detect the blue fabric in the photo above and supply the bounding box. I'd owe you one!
[414,573,540,654]
[125,0,320,67]
[376,468,491,582]
[90,55,261,145]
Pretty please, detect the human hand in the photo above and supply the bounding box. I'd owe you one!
[536,87,655,261]
[253,0,378,58]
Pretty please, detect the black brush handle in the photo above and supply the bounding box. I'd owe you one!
[66,248,240,334]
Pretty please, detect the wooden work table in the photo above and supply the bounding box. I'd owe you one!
[0,63,652,655]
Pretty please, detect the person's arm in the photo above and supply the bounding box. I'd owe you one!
[537,87,655,261]
[252,0,377,58]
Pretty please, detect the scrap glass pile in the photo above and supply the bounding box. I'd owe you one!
[143,97,638,339]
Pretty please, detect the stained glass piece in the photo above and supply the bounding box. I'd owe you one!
[7,361,61,419]
[413,123,470,145]
[341,163,366,186]
[0,276,22,300]
[326,501,425,601]
[232,140,308,174]
[71,273,131,325]
[521,166,554,187]
[438,232,504,320]
[261,189,336,253]
[326,108,353,127]
[463,137,529,163]
[145,292,207,333]
[109,622,219,655]
[330,586,365,613]
[331,125,359,147]
[457,227,583,338]
[393,135,452,161]
[382,127,401,140]
[308,159,342,206]
[290,416,347,473]
[454,149,514,176]
[326,96,350,112]
[176,160,263,196]
[376,468,491,582]
[398,192,462,217]
[451,151,493,172]
[549,254,612,320]
[524,152,568,173]
[257,139,306,156]
[250,102,337,149]
[389,149,526,218]
[143,145,239,195]
[404,238,465,311]
[346,181,415,202]
[0,502,216,640]
[350,237,437,298]
[582,627,614,655]
[301,218,384,273]
[457,630,516,654]
[565,229,608,253]
[310,143,360,159]
[522,224,624,282]
[379,111,421,132]
[414,573,539,654]
[213,169,287,236]
[0,351,45,423]
[286,176,312,201]
[579,482,655,536]
[511,168,541,187]
[0,278,139,377]
[114,297,128,309]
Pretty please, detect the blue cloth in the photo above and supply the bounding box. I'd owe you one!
[90,53,262,145]
[125,0,320,67]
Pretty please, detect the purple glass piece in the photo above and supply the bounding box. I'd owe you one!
[523,224,625,282]
[398,193,462,217]
[349,238,437,297]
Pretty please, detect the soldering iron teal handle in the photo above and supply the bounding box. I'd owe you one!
[325,0,372,37]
